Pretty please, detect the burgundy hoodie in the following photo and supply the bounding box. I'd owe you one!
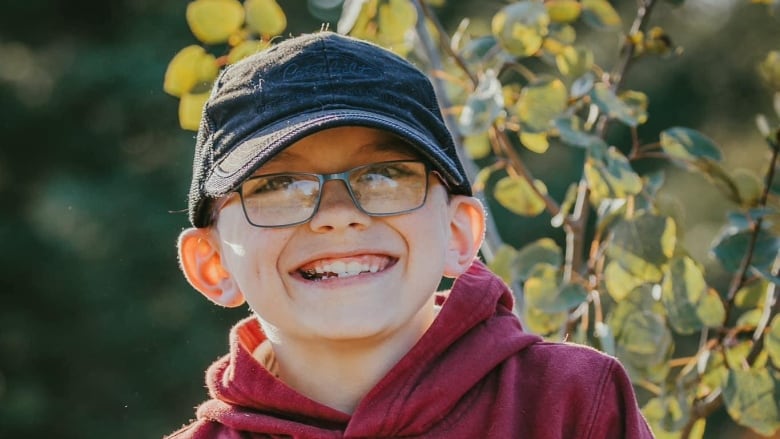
[167,261,654,438]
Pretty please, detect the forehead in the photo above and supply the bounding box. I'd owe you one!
[256,126,422,173]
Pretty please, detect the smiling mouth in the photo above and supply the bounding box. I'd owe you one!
[297,255,396,281]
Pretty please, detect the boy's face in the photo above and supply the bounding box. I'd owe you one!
[179,126,484,345]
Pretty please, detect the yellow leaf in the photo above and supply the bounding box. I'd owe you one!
[604,260,644,302]
[492,1,550,58]
[463,134,492,159]
[377,0,417,52]
[516,77,568,132]
[556,45,594,78]
[179,92,211,131]
[545,0,582,23]
[494,175,548,216]
[227,39,270,64]
[186,0,245,44]
[582,0,622,30]
[245,0,287,37]
[164,45,217,97]
[520,131,549,153]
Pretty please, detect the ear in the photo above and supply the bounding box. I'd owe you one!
[177,227,245,308]
[443,195,486,278]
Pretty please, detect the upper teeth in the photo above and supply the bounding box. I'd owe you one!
[304,260,381,279]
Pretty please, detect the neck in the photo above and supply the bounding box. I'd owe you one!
[266,302,437,414]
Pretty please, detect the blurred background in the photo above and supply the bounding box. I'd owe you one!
[0,0,778,438]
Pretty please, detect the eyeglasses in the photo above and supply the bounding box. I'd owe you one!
[235,160,431,228]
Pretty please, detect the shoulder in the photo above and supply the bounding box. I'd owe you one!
[508,341,654,438]
[513,340,626,397]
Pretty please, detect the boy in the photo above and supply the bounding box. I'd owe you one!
[169,31,654,438]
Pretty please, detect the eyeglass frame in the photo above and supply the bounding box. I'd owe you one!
[213,159,445,228]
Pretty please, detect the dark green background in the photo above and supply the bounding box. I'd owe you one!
[1,1,778,437]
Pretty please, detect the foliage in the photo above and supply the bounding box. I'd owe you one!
[164,0,780,437]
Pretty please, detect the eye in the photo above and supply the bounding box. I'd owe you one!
[244,175,298,196]
[355,162,421,183]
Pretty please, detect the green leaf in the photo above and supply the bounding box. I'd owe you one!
[581,0,622,31]
[570,72,595,98]
[552,116,602,148]
[736,309,764,327]
[619,90,649,125]
[607,213,677,282]
[711,227,780,273]
[722,369,780,436]
[758,50,780,93]
[732,168,763,206]
[458,70,505,135]
[662,256,707,334]
[644,400,705,439]
[460,36,501,67]
[492,1,550,58]
[752,266,780,287]
[487,244,519,284]
[523,265,589,313]
[585,144,643,205]
[590,83,639,127]
[493,175,548,216]
[516,76,568,132]
[660,127,722,162]
[767,315,780,366]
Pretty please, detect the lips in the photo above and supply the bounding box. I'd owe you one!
[296,255,396,281]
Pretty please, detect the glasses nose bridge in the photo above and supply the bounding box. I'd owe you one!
[318,170,360,206]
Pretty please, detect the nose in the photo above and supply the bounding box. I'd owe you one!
[308,179,371,232]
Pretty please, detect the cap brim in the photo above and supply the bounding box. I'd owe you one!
[202,108,466,196]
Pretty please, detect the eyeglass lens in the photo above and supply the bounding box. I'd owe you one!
[239,160,428,227]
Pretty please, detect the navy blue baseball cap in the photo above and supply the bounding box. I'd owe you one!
[188,31,472,227]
